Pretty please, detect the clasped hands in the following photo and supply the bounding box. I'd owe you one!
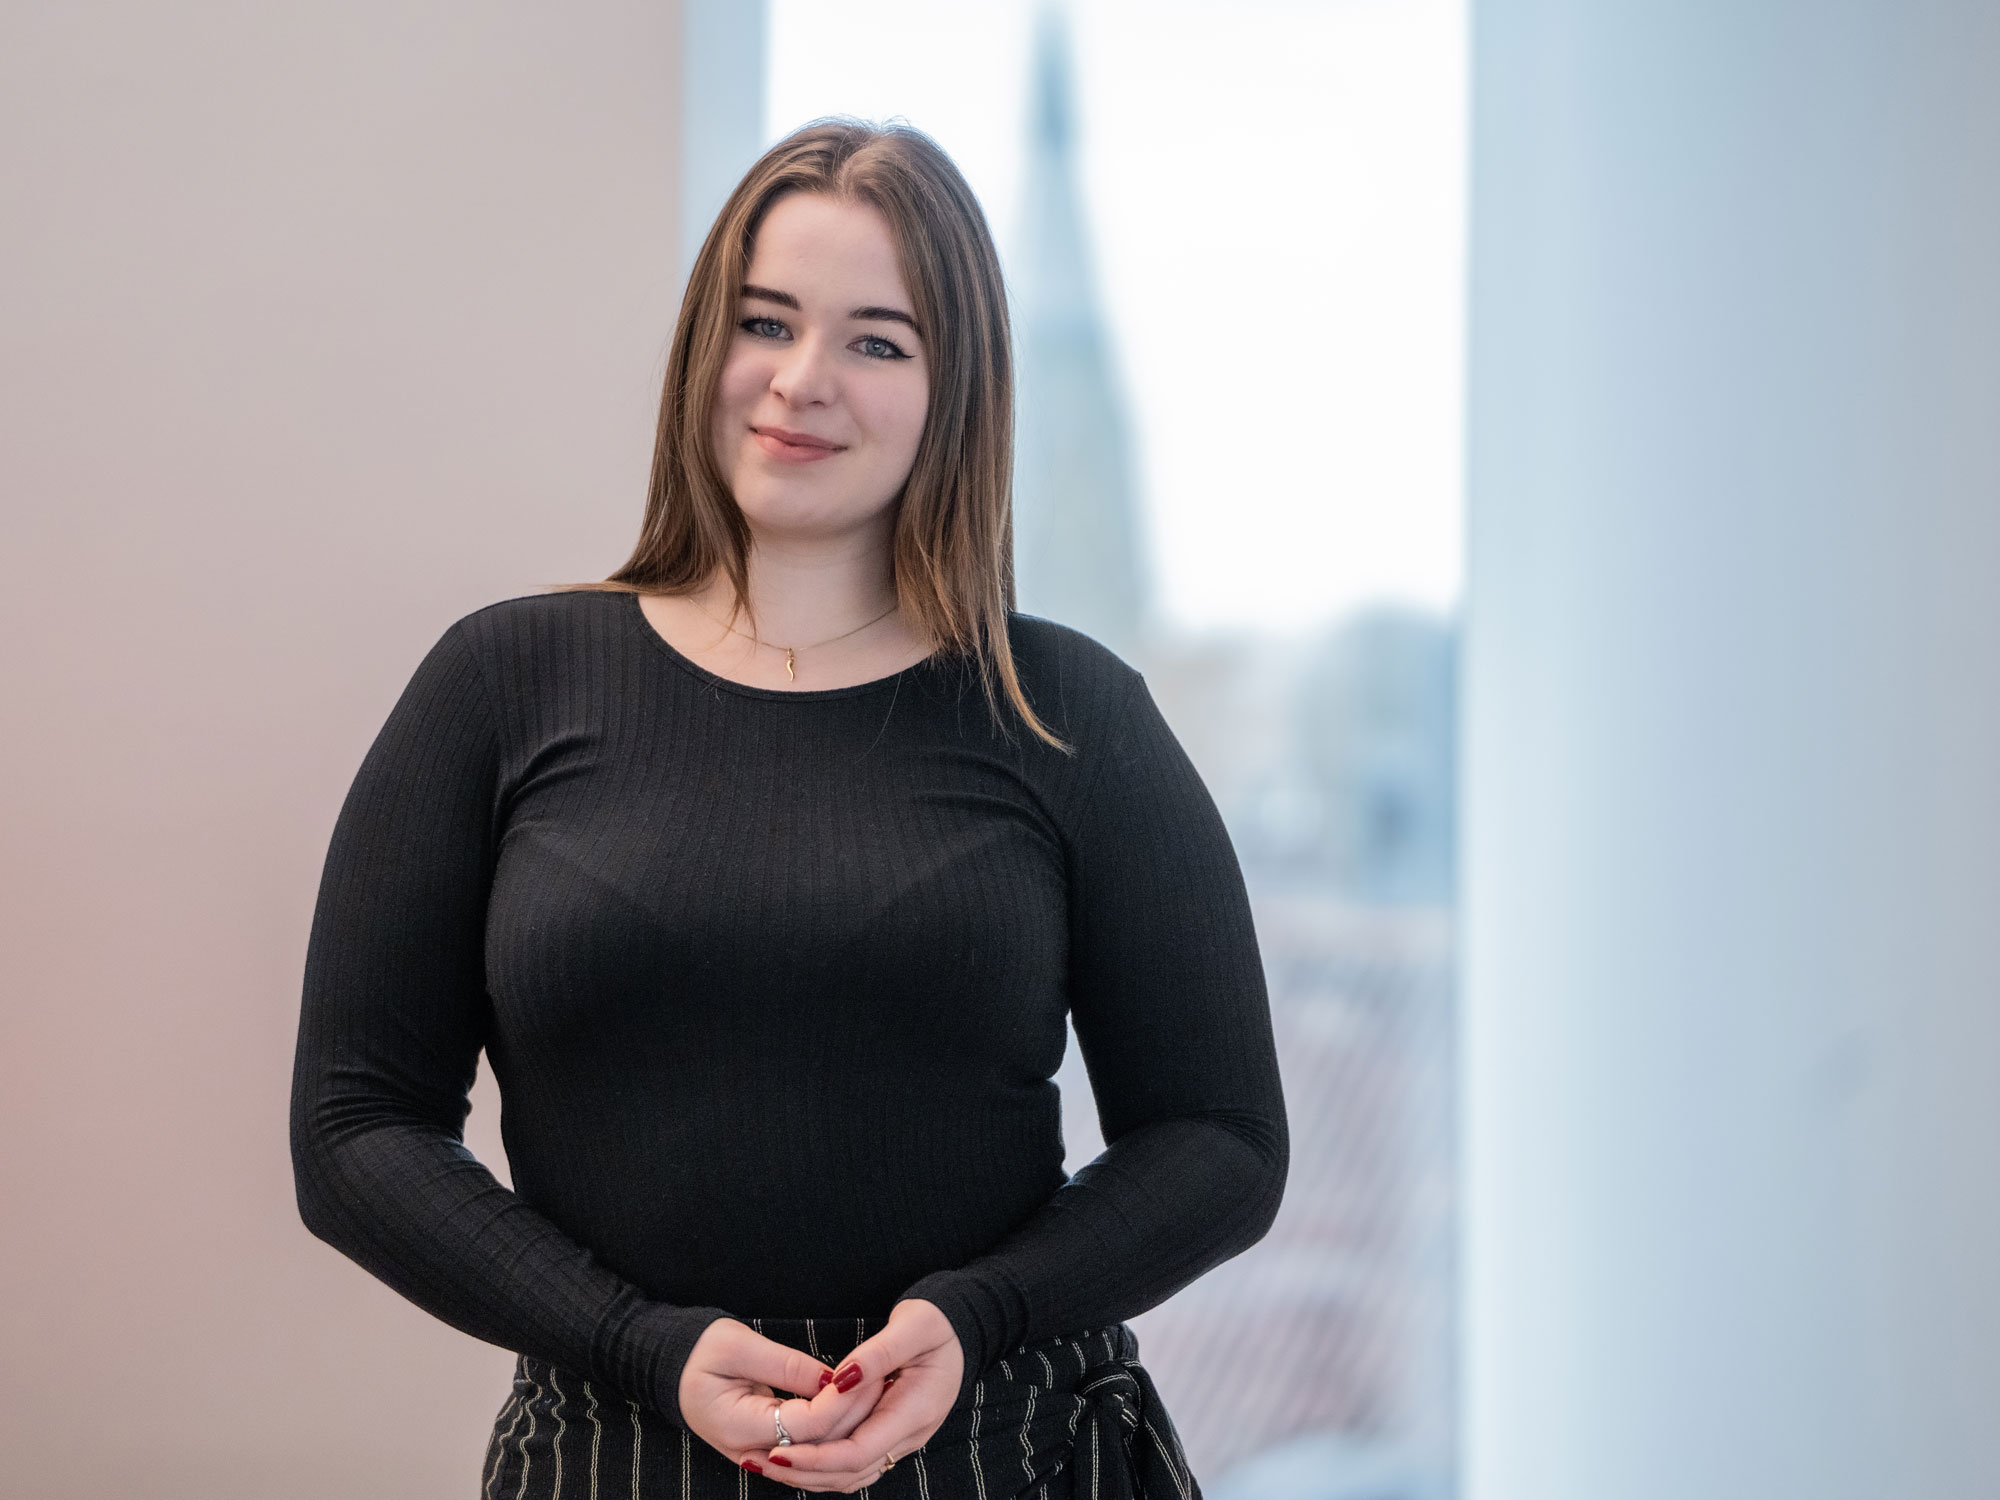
[678,1297,963,1493]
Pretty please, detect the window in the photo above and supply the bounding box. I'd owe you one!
[767,4,1465,1491]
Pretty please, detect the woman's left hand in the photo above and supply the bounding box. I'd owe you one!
[747,1297,963,1493]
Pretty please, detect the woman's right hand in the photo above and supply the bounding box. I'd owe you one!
[677,1317,869,1474]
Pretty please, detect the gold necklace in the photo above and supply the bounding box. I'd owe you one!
[696,599,903,682]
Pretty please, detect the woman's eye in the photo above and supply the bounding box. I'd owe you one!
[740,316,788,339]
[855,334,911,361]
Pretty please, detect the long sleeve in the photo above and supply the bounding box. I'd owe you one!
[288,620,729,1429]
[899,670,1290,1408]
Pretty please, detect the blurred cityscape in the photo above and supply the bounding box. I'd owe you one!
[1011,11,1459,1499]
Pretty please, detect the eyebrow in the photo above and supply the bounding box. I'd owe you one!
[740,284,924,337]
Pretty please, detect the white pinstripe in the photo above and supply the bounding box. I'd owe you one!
[584,1381,602,1500]
[486,1388,526,1500]
[548,1367,569,1499]
[1035,1350,1056,1388]
[512,1361,544,1500]
[912,1448,934,1500]
[804,1318,824,1364]
[680,1427,692,1500]
[1064,1333,1087,1455]
[1143,1419,1193,1500]
[628,1400,643,1500]
[1018,1384,1038,1487]
[967,1379,990,1500]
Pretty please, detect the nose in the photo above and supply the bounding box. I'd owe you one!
[768,330,839,409]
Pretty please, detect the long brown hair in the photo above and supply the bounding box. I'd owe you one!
[552,117,1067,753]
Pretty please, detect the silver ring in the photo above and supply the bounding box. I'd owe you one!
[773,1404,793,1447]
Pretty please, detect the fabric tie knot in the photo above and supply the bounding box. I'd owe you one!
[1073,1352,1196,1500]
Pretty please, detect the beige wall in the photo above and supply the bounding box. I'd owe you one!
[1,5,681,1493]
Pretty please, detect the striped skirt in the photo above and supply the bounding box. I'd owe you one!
[481,1317,1200,1500]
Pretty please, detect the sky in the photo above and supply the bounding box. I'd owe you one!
[768,0,1465,636]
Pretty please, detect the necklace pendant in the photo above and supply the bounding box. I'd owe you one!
[785,648,796,681]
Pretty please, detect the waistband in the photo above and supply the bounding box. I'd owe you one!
[483,1320,1199,1499]
[735,1311,889,1372]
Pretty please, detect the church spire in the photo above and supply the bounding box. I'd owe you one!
[1010,2,1150,659]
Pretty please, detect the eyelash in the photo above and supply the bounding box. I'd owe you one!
[737,315,914,362]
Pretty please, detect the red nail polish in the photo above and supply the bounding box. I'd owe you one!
[741,1459,763,1473]
[835,1364,863,1393]
[770,1454,794,1467]
[818,1369,834,1389]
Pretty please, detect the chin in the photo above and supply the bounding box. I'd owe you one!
[729,465,894,525]
[732,481,887,538]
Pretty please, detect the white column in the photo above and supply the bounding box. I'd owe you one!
[1463,4,2000,1499]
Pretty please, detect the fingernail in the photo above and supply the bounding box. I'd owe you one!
[834,1364,863,1393]
[818,1369,834,1389]
[741,1459,763,1473]
[770,1454,794,1467]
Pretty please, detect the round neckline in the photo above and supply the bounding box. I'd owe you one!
[620,588,941,702]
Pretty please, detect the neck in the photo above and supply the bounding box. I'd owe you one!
[698,526,900,647]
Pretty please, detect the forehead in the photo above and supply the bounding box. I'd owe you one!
[745,192,911,305]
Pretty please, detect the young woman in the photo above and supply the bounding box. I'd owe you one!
[290,118,1288,1499]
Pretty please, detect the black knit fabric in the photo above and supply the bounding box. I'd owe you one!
[289,587,1288,1447]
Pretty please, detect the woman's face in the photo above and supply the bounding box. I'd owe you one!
[710,191,930,544]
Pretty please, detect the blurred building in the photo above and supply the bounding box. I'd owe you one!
[1136,623,1460,1499]
[1007,8,1460,1496]
[1267,607,1459,905]
[1009,3,1151,663]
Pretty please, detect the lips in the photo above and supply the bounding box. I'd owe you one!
[753,425,844,452]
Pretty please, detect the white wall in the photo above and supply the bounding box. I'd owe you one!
[1464,3,2000,1498]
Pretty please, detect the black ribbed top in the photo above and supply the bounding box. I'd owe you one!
[289,587,1288,1427]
